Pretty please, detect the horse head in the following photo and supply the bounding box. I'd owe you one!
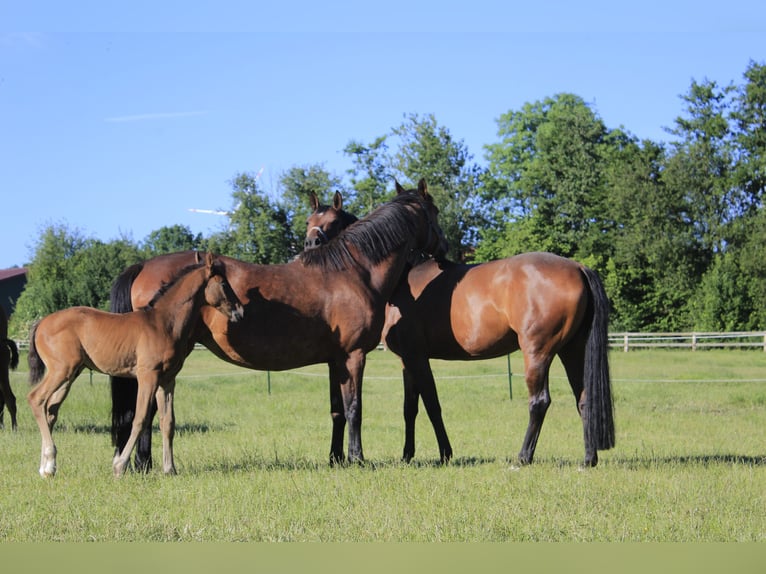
[305,191,358,250]
[395,179,449,262]
[202,252,244,323]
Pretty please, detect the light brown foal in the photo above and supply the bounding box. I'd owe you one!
[27,253,243,477]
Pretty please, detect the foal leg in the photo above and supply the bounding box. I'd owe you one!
[517,351,553,465]
[27,369,75,477]
[113,376,157,477]
[155,381,177,475]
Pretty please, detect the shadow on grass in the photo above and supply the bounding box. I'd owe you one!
[67,421,229,435]
[188,454,500,474]
[609,453,766,469]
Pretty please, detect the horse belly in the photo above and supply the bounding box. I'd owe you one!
[448,269,520,358]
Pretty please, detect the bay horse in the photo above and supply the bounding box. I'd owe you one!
[27,253,244,477]
[305,199,615,468]
[0,306,19,430]
[109,184,447,470]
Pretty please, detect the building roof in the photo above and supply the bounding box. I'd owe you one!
[0,268,27,281]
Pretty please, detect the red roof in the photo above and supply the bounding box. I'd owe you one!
[0,268,27,281]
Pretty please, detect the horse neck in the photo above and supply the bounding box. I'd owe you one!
[365,243,416,300]
[150,269,208,340]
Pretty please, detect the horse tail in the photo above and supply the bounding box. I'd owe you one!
[28,322,45,385]
[3,338,19,370]
[109,262,143,448]
[110,262,143,313]
[580,265,615,451]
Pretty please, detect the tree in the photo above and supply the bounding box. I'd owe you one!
[10,224,142,337]
[142,225,202,256]
[481,94,611,262]
[389,113,485,262]
[344,136,391,216]
[202,172,295,264]
[663,78,737,258]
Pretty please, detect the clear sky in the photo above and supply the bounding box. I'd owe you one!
[1,1,764,268]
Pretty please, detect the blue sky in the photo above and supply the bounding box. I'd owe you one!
[1,1,764,268]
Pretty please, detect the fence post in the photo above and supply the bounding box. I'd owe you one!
[623,333,629,353]
[692,333,697,352]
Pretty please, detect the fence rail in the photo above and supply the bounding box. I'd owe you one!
[608,331,766,352]
[13,331,766,352]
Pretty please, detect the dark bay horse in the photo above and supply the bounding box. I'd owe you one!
[305,199,614,468]
[109,185,448,469]
[28,253,244,477]
[0,306,19,430]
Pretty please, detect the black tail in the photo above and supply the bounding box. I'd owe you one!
[109,263,143,447]
[3,338,19,371]
[580,266,615,451]
[27,322,45,384]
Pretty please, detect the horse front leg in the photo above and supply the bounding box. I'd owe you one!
[113,375,157,477]
[155,381,177,475]
[328,361,346,465]
[401,357,453,463]
[340,350,365,464]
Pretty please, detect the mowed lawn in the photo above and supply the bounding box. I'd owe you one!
[0,348,764,541]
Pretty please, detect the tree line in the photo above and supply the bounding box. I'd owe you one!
[9,61,765,338]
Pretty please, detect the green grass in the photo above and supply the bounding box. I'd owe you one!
[1,348,764,541]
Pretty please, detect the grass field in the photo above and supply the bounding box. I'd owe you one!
[0,348,764,541]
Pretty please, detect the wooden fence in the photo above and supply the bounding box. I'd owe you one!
[608,331,766,352]
[14,331,766,352]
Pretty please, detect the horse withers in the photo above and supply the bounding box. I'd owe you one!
[27,253,244,477]
[0,306,19,430]
[304,195,614,468]
[109,184,448,470]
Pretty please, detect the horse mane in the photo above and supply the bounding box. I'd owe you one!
[298,192,422,271]
[142,261,207,309]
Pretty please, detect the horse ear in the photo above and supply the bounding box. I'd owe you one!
[205,252,214,268]
[332,190,343,210]
[417,178,429,198]
[309,191,320,211]
[194,251,202,264]
[395,180,406,195]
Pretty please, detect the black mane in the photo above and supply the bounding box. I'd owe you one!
[299,192,424,272]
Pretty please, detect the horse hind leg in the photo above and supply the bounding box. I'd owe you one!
[0,368,17,431]
[27,369,76,477]
[559,341,598,468]
[517,352,553,465]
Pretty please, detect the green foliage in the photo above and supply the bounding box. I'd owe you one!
[10,224,142,337]
[142,224,202,256]
[344,136,391,215]
[202,172,296,264]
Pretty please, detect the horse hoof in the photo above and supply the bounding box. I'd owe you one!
[39,465,56,478]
